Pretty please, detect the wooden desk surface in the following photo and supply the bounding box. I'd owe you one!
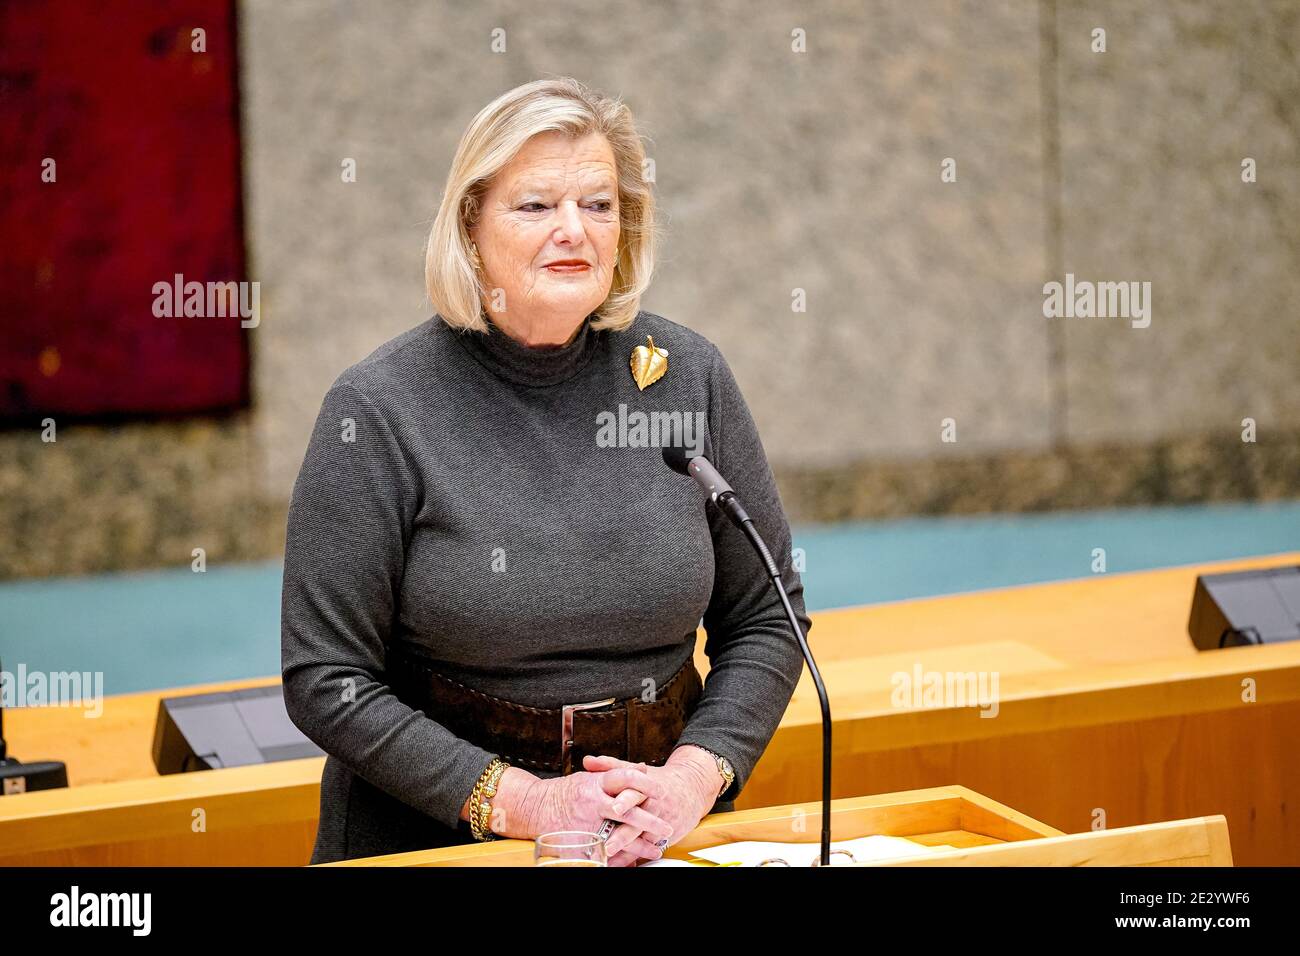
[781,551,1300,739]
[767,551,1300,864]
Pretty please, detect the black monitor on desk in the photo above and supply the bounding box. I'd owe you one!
[152,684,324,774]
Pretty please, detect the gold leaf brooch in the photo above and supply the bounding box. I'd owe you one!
[630,335,668,390]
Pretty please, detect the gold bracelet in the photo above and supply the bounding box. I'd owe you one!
[468,758,510,841]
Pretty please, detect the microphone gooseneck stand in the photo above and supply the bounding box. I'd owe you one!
[712,488,833,867]
[663,447,833,866]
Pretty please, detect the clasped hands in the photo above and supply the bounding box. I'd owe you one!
[503,746,722,867]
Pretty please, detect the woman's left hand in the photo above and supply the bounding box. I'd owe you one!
[581,749,721,867]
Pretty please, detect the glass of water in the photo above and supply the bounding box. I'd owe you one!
[534,831,607,867]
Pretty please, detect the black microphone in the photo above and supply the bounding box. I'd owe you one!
[663,443,749,525]
[662,445,836,866]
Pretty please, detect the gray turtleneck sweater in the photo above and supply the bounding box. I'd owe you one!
[280,309,811,863]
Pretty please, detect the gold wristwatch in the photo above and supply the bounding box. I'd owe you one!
[688,745,735,798]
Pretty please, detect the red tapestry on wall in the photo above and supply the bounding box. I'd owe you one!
[0,0,250,423]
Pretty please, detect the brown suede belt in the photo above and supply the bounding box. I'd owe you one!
[385,641,703,774]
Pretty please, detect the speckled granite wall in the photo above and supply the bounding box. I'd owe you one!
[0,414,285,578]
[1055,0,1300,445]
[3,0,1297,578]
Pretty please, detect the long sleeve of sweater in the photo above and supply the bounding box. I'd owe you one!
[280,379,497,830]
[675,347,812,802]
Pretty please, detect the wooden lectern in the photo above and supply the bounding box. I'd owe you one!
[316,785,1233,867]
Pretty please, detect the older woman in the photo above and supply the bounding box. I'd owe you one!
[281,76,810,866]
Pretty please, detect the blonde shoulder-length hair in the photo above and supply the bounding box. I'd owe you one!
[425,76,659,334]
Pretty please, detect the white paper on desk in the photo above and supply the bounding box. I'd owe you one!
[688,835,954,867]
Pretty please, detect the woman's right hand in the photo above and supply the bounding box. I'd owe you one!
[504,765,675,865]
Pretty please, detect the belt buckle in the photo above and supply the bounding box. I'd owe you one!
[560,696,617,775]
